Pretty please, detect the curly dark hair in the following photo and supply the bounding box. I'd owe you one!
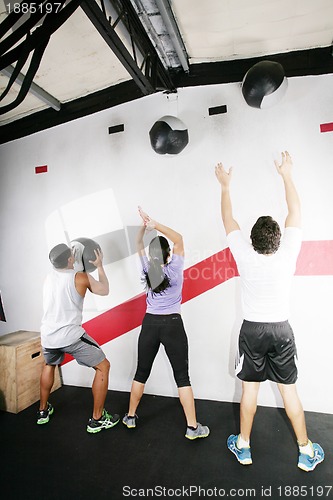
[250,216,281,254]
[143,236,171,294]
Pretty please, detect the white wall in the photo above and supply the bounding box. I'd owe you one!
[1,74,333,413]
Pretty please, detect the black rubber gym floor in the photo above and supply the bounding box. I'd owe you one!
[0,386,332,500]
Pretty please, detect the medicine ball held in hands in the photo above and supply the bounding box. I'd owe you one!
[242,61,288,109]
[149,115,189,155]
[71,237,101,272]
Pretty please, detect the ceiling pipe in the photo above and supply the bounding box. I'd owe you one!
[154,0,189,72]
[1,65,61,111]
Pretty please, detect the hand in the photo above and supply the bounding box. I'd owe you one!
[138,206,156,231]
[89,248,104,268]
[215,162,233,188]
[274,151,293,177]
[71,242,84,271]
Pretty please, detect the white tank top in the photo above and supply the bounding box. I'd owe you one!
[41,268,85,348]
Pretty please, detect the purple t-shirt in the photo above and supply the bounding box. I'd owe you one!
[142,253,184,314]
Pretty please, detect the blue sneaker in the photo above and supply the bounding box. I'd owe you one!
[227,434,252,465]
[298,442,324,472]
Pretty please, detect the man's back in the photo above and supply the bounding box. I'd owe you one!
[41,268,84,348]
[227,227,302,322]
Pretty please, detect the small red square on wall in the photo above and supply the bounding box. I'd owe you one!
[35,165,48,174]
[320,123,333,133]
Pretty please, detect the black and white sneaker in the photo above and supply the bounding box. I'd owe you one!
[37,402,54,425]
[87,409,120,434]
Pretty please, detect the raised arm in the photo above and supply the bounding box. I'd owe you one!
[138,206,184,256]
[75,248,109,297]
[215,162,240,235]
[274,151,301,228]
[136,224,146,258]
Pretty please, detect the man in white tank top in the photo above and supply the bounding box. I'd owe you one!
[215,151,324,472]
[38,243,119,433]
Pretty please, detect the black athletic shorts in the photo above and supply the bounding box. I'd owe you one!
[235,320,298,384]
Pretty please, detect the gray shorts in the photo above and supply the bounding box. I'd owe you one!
[42,332,106,368]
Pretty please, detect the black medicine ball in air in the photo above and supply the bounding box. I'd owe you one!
[149,115,189,155]
[242,61,288,109]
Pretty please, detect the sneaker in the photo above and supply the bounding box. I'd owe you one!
[87,409,120,434]
[185,422,210,440]
[227,434,252,465]
[122,413,138,429]
[298,442,325,472]
[37,402,54,425]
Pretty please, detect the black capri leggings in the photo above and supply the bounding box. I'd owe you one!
[134,313,191,388]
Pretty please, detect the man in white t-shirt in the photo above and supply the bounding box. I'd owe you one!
[215,151,324,472]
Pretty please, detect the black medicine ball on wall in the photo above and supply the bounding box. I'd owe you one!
[242,60,288,109]
[149,115,189,155]
[71,237,101,272]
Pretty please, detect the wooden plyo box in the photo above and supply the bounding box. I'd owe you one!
[0,330,62,413]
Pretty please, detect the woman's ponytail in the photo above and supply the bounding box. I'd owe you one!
[143,236,171,294]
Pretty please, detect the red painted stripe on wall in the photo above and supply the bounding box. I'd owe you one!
[62,249,237,364]
[62,240,333,365]
[320,122,333,133]
[63,293,146,364]
[182,247,238,302]
[296,240,333,275]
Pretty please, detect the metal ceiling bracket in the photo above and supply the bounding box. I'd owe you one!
[80,0,175,94]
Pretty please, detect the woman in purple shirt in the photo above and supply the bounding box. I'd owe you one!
[122,207,209,440]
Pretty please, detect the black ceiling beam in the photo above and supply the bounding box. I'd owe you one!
[0,79,143,144]
[173,46,333,88]
[80,0,175,95]
[80,0,154,94]
[1,46,332,145]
